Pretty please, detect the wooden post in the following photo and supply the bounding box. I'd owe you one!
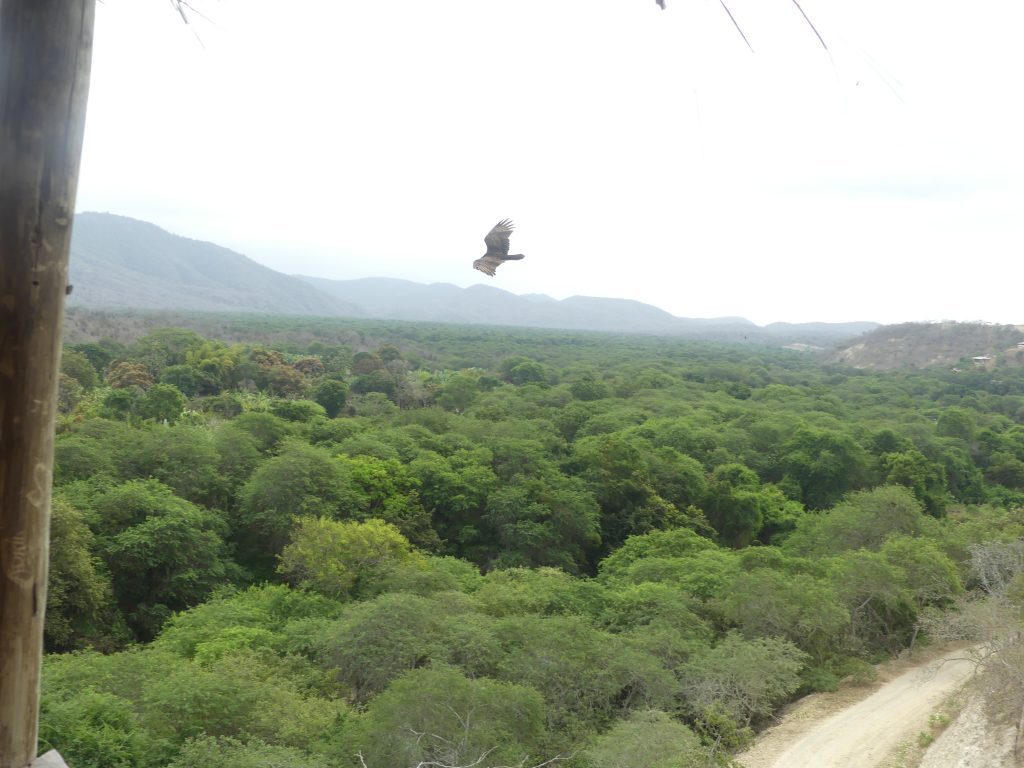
[0,2,95,766]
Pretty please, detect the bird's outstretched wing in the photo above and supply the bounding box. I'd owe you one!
[483,219,514,257]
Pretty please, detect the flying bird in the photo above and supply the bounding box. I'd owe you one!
[473,219,525,277]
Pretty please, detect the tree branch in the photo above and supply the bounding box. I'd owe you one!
[718,0,754,52]
[789,0,828,51]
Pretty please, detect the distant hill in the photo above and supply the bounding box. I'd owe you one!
[67,212,878,344]
[297,275,877,343]
[830,322,1024,370]
[294,275,745,334]
[762,321,881,343]
[69,213,363,317]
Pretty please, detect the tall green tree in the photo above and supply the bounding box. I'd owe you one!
[137,383,187,423]
[585,709,707,768]
[781,427,870,509]
[352,666,549,768]
[278,517,419,599]
[44,499,116,651]
[679,634,807,729]
[236,439,363,576]
[783,485,929,557]
[92,480,236,639]
[310,378,348,417]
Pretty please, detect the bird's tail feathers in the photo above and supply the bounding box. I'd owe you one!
[506,253,525,260]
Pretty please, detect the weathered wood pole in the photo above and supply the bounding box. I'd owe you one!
[0,2,95,766]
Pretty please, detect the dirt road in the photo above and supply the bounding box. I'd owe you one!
[739,650,976,768]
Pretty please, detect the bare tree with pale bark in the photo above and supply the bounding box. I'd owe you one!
[918,540,1024,760]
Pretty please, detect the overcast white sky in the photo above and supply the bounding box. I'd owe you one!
[76,0,1024,326]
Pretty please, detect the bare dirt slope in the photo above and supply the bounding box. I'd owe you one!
[739,650,977,768]
[829,321,1024,371]
[919,695,1017,768]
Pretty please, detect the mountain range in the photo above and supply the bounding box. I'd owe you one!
[68,212,360,317]
[68,212,879,345]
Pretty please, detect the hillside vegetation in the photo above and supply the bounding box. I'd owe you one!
[42,316,1024,768]
[832,321,1024,371]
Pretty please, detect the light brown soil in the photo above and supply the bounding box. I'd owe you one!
[738,646,977,768]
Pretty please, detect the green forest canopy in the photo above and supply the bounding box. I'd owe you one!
[42,316,1024,767]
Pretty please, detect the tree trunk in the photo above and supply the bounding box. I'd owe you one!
[0,2,95,766]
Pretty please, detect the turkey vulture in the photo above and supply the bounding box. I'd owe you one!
[473,219,525,277]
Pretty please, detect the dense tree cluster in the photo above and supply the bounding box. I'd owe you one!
[42,321,1024,766]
